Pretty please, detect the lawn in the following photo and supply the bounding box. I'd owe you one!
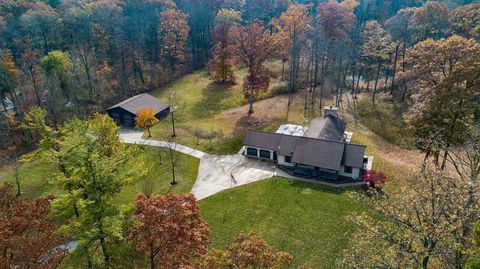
[147,64,306,155]
[199,178,365,268]
[0,146,200,204]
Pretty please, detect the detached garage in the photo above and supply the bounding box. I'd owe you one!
[106,93,170,127]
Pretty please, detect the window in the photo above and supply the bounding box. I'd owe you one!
[260,150,271,159]
[246,147,258,157]
[284,156,292,163]
[344,166,353,174]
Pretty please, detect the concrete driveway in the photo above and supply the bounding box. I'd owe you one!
[118,128,145,140]
[191,154,275,200]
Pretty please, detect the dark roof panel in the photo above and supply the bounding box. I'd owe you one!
[343,144,366,168]
[304,115,346,141]
[243,130,282,151]
[277,135,300,156]
[107,93,170,115]
[292,138,345,171]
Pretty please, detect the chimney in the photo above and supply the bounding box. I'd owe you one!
[323,106,338,117]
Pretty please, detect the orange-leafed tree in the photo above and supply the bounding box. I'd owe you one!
[135,107,159,137]
[0,183,67,268]
[198,231,293,269]
[231,20,287,114]
[127,193,210,269]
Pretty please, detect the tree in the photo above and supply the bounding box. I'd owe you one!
[449,4,480,41]
[342,167,480,269]
[208,8,241,83]
[135,107,159,137]
[274,4,311,107]
[158,8,190,75]
[405,36,480,169]
[25,112,146,268]
[0,183,67,268]
[361,20,395,104]
[127,193,209,269]
[231,20,287,114]
[410,1,449,41]
[0,50,19,112]
[199,231,293,269]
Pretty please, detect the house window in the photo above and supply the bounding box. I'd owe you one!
[260,150,271,159]
[284,156,292,163]
[246,147,258,157]
[344,166,353,174]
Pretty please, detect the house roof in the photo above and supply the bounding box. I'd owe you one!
[343,144,366,168]
[243,130,366,170]
[304,115,346,141]
[107,93,169,115]
[243,130,282,150]
[292,137,346,171]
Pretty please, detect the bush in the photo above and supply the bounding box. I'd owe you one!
[362,169,386,188]
[270,81,289,96]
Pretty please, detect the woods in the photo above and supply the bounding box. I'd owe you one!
[1,0,480,268]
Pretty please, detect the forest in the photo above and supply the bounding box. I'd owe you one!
[1,0,480,268]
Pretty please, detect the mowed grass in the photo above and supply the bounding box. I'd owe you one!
[148,64,297,155]
[0,146,200,204]
[199,178,364,268]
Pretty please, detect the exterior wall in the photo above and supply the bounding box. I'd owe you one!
[155,107,171,120]
[339,165,361,180]
[277,155,294,167]
[107,107,135,127]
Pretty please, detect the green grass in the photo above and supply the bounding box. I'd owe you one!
[148,63,290,155]
[350,96,413,148]
[199,178,364,268]
[0,146,200,203]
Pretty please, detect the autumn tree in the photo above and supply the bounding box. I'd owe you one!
[0,51,18,113]
[135,107,159,137]
[0,183,67,268]
[274,4,311,106]
[208,9,241,83]
[342,167,480,269]
[410,1,449,41]
[231,20,287,114]
[449,4,480,40]
[200,231,293,269]
[158,8,190,75]
[361,20,395,104]
[24,111,147,268]
[127,193,209,269]
[405,36,480,169]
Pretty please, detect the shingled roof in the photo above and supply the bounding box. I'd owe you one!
[304,114,346,141]
[107,93,169,115]
[243,130,366,169]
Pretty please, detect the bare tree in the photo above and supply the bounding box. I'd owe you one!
[168,91,185,138]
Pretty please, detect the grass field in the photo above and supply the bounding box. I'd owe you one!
[0,146,200,203]
[147,64,307,155]
[199,178,364,268]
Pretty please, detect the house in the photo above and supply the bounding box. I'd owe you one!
[242,107,368,181]
[107,93,170,127]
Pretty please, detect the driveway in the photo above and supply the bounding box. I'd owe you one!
[191,154,274,200]
[118,128,145,140]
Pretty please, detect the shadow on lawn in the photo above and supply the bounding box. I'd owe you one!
[285,178,364,195]
[189,82,241,120]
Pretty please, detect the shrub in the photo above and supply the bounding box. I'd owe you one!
[362,169,386,188]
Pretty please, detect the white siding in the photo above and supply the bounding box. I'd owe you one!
[339,165,361,180]
[277,155,294,167]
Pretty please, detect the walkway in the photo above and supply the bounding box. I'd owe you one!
[119,129,364,200]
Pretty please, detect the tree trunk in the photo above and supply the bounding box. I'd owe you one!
[390,43,400,94]
[171,110,176,137]
[372,62,381,104]
[248,68,254,114]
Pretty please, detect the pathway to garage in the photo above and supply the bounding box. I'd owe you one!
[119,129,365,200]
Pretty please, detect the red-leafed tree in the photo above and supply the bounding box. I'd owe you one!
[317,1,356,43]
[231,20,287,114]
[127,193,210,269]
[362,169,386,188]
[0,183,66,268]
